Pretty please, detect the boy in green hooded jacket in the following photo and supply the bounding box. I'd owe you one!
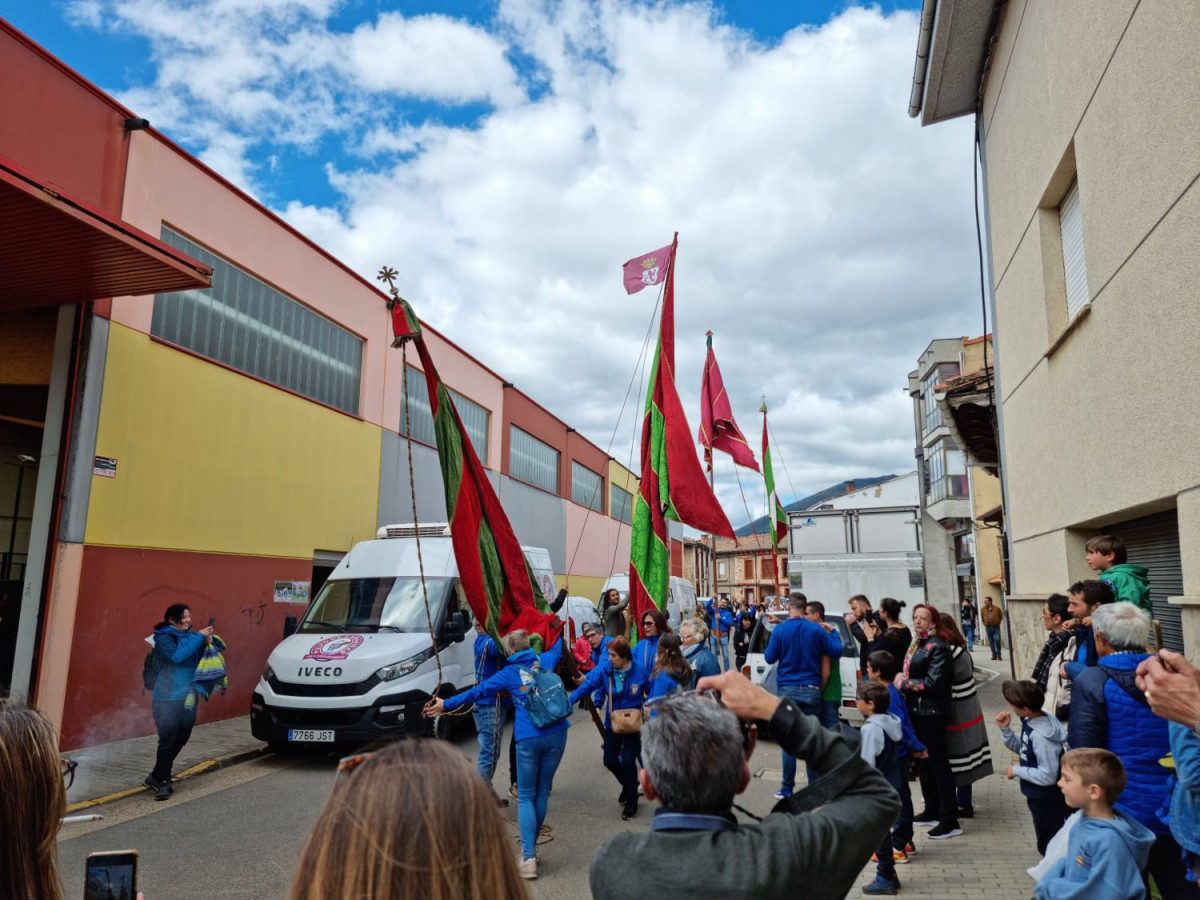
[1086,535,1151,615]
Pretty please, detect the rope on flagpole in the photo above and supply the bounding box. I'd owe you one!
[766,413,798,510]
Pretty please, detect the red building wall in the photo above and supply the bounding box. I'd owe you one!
[61,545,309,749]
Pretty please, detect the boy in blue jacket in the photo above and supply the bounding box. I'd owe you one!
[1035,748,1153,900]
[868,650,926,863]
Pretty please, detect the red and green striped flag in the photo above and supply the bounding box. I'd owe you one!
[627,237,735,625]
[760,401,788,553]
[383,277,561,651]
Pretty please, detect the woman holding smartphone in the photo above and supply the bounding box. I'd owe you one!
[145,604,212,801]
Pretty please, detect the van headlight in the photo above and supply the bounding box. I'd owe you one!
[376,648,434,682]
[262,664,275,681]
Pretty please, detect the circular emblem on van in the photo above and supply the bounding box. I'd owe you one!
[304,635,364,662]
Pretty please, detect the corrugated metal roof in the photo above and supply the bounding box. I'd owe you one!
[0,153,211,312]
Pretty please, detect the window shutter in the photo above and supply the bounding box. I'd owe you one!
[1059,180,1090,319]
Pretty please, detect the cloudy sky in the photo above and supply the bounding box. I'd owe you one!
[8,0,981,528]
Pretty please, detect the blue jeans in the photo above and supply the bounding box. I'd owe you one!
[472,698,501,782]
[818,698,839,730]
[716,635,730,670]
[515,729,568,860]
[987,626,1002,658]
[779,684,822,791]
[963,623,976,647]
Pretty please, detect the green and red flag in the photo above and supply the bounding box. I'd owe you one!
[760,401,788,554]
[698,331,759,473]
[383,280,560,652]
[626,237,735,625]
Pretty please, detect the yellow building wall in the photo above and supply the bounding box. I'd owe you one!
[87,324,380,558]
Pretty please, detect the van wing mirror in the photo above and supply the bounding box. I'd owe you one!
[444,610,467,644]
[283,615,298,638]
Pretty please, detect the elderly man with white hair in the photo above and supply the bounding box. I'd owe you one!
[1068,602,1197,897]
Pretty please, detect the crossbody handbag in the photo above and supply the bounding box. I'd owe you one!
[609,672,643,734]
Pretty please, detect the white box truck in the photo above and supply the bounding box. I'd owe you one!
[250,524,557,749]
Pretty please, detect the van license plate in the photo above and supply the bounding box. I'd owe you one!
[288,729,335,742]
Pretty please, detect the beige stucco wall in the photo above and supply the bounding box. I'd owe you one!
[970,468,1003,603]
[980,1,1200,611]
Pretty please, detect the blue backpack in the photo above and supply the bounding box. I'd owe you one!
[518,661,572,728]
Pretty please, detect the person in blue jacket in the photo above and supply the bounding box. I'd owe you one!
[570,635,649,821]
[1035,748,1154,900]
[427,629,569,881]
[1167,720,1200,883]
[1061,580,1113,681]
[764,594,842,797]
[679,619,720,686]
[705,597,734,670]
[867,649,927,863]
[645,634,693,710]
[632,608,669,673]
[1067,602,1195,896]
[145,603,212,800]
[468,622,514,799]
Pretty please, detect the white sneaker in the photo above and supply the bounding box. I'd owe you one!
[517,856,537,880]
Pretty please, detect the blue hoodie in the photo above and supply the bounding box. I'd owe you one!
[444,640,569,742]
[152,625,208,702]
[1034,810,1154,900]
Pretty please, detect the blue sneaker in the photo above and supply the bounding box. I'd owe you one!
[862,875,900,895]
[773,788,793,800]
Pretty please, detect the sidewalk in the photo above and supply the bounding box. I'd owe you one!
[850,644,1040,898]
[62,715,267,811]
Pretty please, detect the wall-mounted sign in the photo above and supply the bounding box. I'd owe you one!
[93,456,117,478]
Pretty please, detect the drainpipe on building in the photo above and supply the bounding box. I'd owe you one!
[908,0,938,118]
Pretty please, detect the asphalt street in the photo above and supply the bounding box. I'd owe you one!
[57,714,793,899]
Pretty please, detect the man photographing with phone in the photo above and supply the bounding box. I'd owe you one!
[589,671,899,900]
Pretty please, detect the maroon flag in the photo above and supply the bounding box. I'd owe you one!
[622,242,673,294]
[628,237,735,627]
[698,331,759,473]
[381,273,561,651]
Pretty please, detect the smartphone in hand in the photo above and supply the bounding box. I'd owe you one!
[85,850,138,900]
[208,617,216,628]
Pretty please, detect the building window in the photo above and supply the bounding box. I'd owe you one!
[744,589,755,604]
[718,560,727,578]
[780,558,788,577]
[152,227,363,415]
[610,484,633,524]
[571,461,603,512]
[926,436,969,503]
[399,367,490,461]
[921,362,960,436]
[743,558,755,579]
[908,569,924,588]
[1060,179,1089,319]
[509,426,559,494]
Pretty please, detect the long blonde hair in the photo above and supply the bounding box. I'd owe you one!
[291,739,528,900]
[0,701,66,900]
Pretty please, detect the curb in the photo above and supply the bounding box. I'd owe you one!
[66,745,272,813]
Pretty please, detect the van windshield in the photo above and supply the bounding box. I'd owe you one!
[298,576,456,634]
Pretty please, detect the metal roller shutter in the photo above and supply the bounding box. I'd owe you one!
[1109,509,1183,651]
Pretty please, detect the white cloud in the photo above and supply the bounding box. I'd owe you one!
[65,0,979,525]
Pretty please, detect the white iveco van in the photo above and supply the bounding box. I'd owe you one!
[250,524,555,749]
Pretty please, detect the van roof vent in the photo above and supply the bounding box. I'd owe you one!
[376,523,452,539]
